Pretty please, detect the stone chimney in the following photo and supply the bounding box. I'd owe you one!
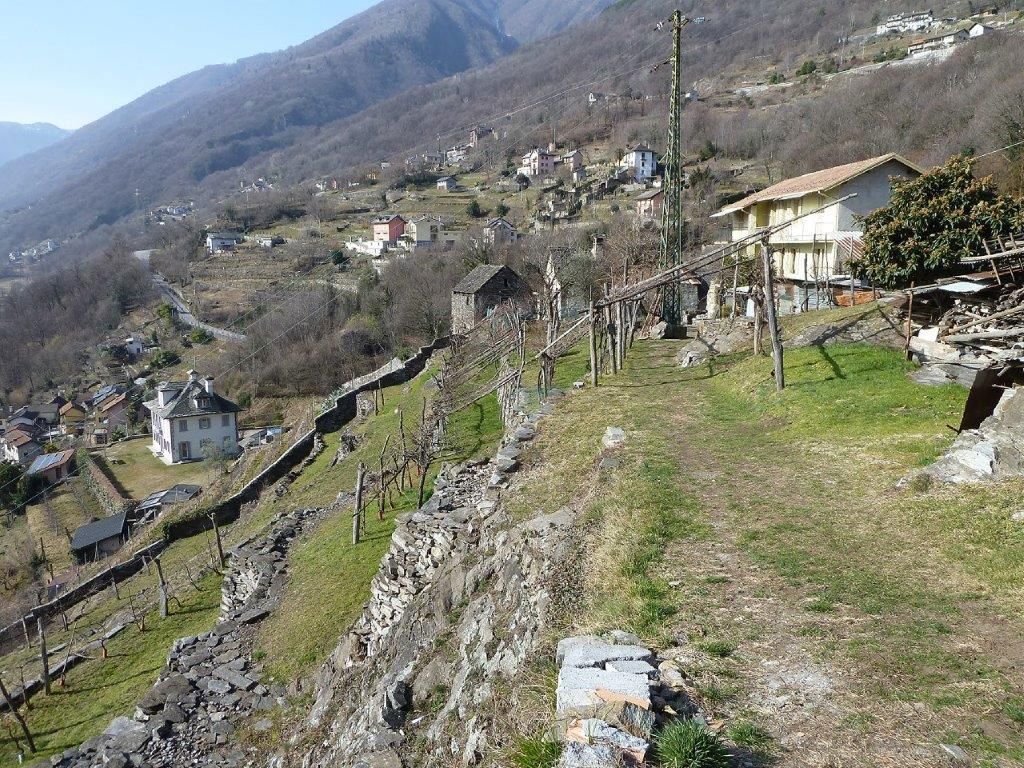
[188,369,199,384]
[157,382,174,407]
[203,376,215,395]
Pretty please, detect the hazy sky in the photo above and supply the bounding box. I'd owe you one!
[0,0,378,130]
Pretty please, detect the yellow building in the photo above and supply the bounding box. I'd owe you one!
[712,153,922,310]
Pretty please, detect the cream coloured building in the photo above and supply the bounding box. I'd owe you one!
[712,154,922,307]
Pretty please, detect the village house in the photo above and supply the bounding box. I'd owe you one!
[205,231,244,254]
[469,126,493,147]
[437,176,458,192]
[406,216,460,250]
[446,146,470,165]
[145,371,242,464]
[482,217,519,246]
[561,149,585,173]
[373,214,407,244]
[2,429,42,465]
[635,188,664,221]
[133,483,202,525]
[451,264,533,333]
[27,449,75,485]
[125,337,145,357]
[907,27,969,56]
[520,148,557,178]
[621,145,658,182]
[712,152,922,311]
[97,391,132,432]
[876,10,935,36]
[969,22,993,37]
[257,235,285,248]
[59,401,87,435]
[70,512,130,564]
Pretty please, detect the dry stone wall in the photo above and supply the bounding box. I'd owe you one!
[51,505,329,768]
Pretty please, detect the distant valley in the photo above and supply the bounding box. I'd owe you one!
[0,122,70,167]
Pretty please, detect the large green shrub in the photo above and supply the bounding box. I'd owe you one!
[854,155,1024,288]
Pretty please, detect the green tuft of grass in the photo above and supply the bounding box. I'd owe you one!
[510,736,562,768]
[655,720,731,768]
[696,640,737,658]
[727,720,774,754]
[1004,698,1024,724]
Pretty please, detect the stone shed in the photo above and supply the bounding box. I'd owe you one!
[451,264,532,333]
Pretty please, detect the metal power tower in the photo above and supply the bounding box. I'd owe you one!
[659,10,690,329]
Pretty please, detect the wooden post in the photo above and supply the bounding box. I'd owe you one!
[0,675,35,754]
[353,463,366,545]
[752,285,763,356]
[209,513,225,567]
[604,305,617,375]
[732,258,740,317]
[111,577,120,600]
[588,301,598,388]
[37,618,49,696]
[155,558,168,618]
[904,283,915,360]
[761,241,785,391]
[21,616,30,650]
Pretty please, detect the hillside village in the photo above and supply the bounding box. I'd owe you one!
[3,2,1024,768]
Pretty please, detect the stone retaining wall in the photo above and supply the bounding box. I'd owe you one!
[52,505,329,768]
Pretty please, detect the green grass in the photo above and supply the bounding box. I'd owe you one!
[0,573,220,766]
[99,439,214,500]
[696,640,737,658]
[727,720,774,754]
[256,362,504,681]
[654,720,731,768]
[509,736,562,768]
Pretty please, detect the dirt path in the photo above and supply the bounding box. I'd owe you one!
[623,343,1024,767]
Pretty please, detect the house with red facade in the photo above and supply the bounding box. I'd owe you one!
[373,215,407,244]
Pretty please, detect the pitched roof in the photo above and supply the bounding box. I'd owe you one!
[59,401,84,416]
[453,264,519,294]
[99,392,128,413]
[70,513,128,552]
[373,214,406,224]
[637,188,665,201]
[713,153,924,217]
[151,380,242,420]
[7,432,39,448]
[484,217,515,230]
[27,450,75,476]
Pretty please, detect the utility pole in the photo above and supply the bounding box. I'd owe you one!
[658,10,691,334]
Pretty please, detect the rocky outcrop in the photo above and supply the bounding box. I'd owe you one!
[52,506,328,768]
[677,318,752,367]
[916,386,1024,484]
[294,400,580,768]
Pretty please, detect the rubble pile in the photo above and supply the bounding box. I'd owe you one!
[554,633,700,767]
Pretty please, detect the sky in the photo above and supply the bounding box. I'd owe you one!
[0,0,378,130]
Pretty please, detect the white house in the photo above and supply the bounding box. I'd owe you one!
[712,153,922,310]
[206,232,243,254]
[437,176,458,192]
[520,149,557,178]
[145,371,242,465]
[969,22,993,37]
[482,218,519,246]
[125,337,145,357]
[907,28,969,56]
[876,10,934,36]
[621,145,658,182]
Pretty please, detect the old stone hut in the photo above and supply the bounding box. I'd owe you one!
[451,264,532,333]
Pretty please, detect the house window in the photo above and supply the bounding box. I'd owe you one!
[179,442,191,460]
[199,417,211,430]
[221,415,230,427]
[179,420,188,432]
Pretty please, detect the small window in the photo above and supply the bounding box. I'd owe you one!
[221,415,230,427]
[179,420,188,433]
[199,417,211,430]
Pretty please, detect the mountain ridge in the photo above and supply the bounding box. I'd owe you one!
[0,122,71,167]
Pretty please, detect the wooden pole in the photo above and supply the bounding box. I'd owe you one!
[37,618,49,696]
[762,240,785,391]
[904,284,915,360]
[588,301,598,388]
[155,558,168,618]
[752,285,763,356]
[0,674,35,754]
[209,513,225,567]
[352,463,365,545]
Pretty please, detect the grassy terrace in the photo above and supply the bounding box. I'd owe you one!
[97,439,213,500]
[502,316,1024,766]
[256,362,505,682]
[0,573,221,766]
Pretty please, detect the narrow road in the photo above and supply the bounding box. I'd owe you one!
[134,251,247,343]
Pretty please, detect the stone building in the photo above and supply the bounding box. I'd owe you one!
[451,264,532,333]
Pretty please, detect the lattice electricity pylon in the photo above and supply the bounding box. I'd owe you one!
[658,10,690,327]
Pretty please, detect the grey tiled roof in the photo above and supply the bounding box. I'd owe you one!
[70,513,128,551]
[149,381,241,420]
[453,264,507,294]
